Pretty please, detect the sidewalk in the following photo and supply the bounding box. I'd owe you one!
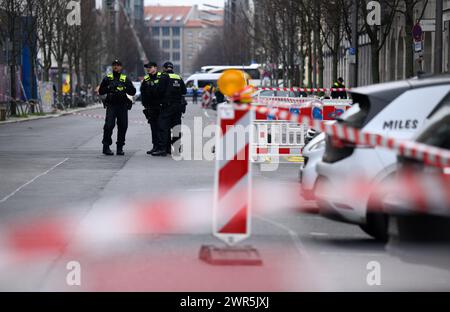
[0,103,103,125]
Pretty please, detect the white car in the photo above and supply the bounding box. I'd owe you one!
[315,75,450,241]
[299,132,326,200]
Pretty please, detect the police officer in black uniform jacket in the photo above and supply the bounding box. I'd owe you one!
[98,60,136,156]
[140,62,162,155]
[151,61,187,157]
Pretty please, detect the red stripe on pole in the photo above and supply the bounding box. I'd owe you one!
[218,144,250,200]
[219,206,247,234]
[220,109,248,137]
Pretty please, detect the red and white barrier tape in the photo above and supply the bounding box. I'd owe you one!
[74,112,148,125]
[256,87,349,93]
[235,104,450,168]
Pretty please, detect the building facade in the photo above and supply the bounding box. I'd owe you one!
[144,5,223,77]
[322,0,450,88]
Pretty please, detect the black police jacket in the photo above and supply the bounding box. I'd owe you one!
[99,72,136,106]
[140,72,162,108]
[157,71,187,106]
[330,82,347,99]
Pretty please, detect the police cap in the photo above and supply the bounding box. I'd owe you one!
[163,61,174,69]
[112,59,122,66]
[144,62,158,68]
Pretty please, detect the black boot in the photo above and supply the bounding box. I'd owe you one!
[150,149,167,157]
[103,145,114,156]
[116,145,125,156]
[146,146,158,155]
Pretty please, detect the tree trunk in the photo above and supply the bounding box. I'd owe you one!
[332,52,338,83]
[371,42,380,83]
[307,29,313,88]
[9,65,17,115]
[57,60,63,108]
[404,2,415,78]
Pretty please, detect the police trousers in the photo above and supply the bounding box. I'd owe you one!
[158,103,182,152]
[147,107,160,148]
[102,104,128,147]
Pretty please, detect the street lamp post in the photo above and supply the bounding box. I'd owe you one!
[349,0,359,88]
[434,0,443,74]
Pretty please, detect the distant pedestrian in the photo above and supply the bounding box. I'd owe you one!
[192,85,199,104]
[330,77,347,99]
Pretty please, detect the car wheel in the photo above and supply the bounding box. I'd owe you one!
[359,212,389,242]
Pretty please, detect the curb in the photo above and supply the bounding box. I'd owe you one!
[0,104,104,125]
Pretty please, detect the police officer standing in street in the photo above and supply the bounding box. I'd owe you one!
[140,62,162,155]
[330,77,348,99]
[98,60,136,156]
[151,61,187,157]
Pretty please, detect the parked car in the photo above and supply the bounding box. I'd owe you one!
[299,132,325,200]
[314,75,450,241]
[185,73,222,97]
[384,103,450,243]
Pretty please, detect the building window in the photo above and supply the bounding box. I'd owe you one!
[152,27,159,36]
[162,52,170,60]
[174,65,181,73]
[162,40,170,49]
[173,52,180,61]
[172,27,180,36]
[173,40,180,49]
[162,27,170,36]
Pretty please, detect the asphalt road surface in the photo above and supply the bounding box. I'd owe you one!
[1,101,449,291]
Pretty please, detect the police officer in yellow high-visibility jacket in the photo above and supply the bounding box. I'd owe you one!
[141,62,162,154]
[98,60,136,156]
[151,62,187,157]
[330,77,347,99]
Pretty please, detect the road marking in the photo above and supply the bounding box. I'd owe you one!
[255,215,307,258]
[310,232,330,237]
[0,158,69,204]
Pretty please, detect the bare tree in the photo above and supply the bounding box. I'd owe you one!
[0,0,27,114]
[360,0,400,83]
[388,0,429,78]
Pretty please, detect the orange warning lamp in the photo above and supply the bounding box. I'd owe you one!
[218,70,247,97]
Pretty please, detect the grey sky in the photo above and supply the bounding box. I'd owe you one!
[144,0,224,8]
[96,0,224,10]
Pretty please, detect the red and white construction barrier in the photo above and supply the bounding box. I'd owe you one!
[256,87,349,93]
[202,91,212,109]
[213,103,254,245]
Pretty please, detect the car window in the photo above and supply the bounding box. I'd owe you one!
[198,80,216,88]
[417,115,450,149]
[427,92,450,118]
[259,90,274,97]
[341,94,370,129]
[276,91,289,97]
[245,69,261,80]
[186,81,194,88]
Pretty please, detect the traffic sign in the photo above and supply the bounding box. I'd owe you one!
[413,23,423,41]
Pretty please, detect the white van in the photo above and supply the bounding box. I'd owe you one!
[207,64,262,87]
[314,75,450,241]
[200,66,221,73]
[185,73,222,97]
